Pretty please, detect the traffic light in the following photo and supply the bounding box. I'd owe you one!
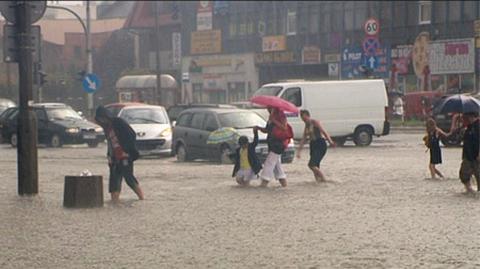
[77,70,86,81]
[38,71,47,86]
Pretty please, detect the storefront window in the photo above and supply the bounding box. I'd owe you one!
[461,74,475,93]
[354,1,368,30]
[228,82,246,103]
[379,2,392,29]
[331,3,343,32]
[449,1,461,22]
[344,2,354,31]
[393,2,406,27]
[463,1,477,21]
[209,91,226,104]
[433,1,447,23]
[309,7,319,33]
[192,83,205,103]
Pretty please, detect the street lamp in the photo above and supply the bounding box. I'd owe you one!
[46,4,93,115]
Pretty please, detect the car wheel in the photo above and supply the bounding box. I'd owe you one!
[87,141,99,148]
[10,133,17,148]
[49,134,62,148]
[353,127,373,147]
[176,144,189,162]
[220,145,232,164]
[333,137,347,147]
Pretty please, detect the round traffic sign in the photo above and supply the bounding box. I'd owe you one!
[0,1,46,24]
[364,17,380,36]
[363,36,380,56]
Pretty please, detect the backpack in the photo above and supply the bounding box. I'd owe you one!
[423,134,430,148]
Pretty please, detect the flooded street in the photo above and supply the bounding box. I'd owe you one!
[1,131,480,268]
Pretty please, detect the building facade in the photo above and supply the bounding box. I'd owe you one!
[124,1,480,105]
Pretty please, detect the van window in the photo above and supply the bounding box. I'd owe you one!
[177,113,192,127]
[253,86,283,96]
[281,87,302,107]
[191,113,206,129]
[204,114,219,131]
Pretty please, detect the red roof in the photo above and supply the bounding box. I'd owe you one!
[124,1,180,29]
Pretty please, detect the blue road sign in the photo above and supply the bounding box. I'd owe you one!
[82,73,100,94]
[364,56,379,69]
[341,46,363,79]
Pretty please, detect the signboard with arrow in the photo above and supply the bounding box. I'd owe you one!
[82,73,100,94]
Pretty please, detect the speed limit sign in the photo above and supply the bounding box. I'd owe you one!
[364,18,380,36]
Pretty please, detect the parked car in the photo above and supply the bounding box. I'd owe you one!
[230,101,269,121]
[404,91,443,120]
[0,107,17,143]
[167,103,236,123]
[172,107,295,164]
[253,79,390,146]
[105,103,172,156]
[2,103,104,148]
[0,98,15,115]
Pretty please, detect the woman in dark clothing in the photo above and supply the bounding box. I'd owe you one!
[297,110,335,182]
[95,106,144,202]
[425,118,453,179]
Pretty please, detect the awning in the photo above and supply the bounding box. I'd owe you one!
[115,75,178,89]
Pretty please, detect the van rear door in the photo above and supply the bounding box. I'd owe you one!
[280,87,303,139]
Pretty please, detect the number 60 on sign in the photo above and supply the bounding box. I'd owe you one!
[364,18,380,36]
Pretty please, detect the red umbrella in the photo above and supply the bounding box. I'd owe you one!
[250,95,299,113]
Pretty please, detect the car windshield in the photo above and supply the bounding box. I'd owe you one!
[253,86,283,97]
[121,108,168,124]
[167,107,185,121]
[46,107,82,120]
[219,112,266,129]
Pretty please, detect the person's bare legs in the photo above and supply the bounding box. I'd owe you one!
[435,168,444,178]
[429,164,437,179]
[133,186,144,200]
[111,192,120,203]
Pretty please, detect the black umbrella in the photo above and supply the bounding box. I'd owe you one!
[434,94,480,114]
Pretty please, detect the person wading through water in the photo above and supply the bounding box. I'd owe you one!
[95,106,144,202]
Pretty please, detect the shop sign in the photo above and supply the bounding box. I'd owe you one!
[429,38,475,74]
[302,46,321,64]
[324,53,340,63]
[328,63,339,77]
[172,32,181,67]
[255,51,295,64]
[391,45,412,75]
[191,30,222,55]
[195,58,231,67]
[341,46,363,79]
[202,73,224,89]
[262,35,286,52]
[197,1,212,30]
[474,20,480,37]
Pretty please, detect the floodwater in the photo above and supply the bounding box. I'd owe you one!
[1,131,480,268]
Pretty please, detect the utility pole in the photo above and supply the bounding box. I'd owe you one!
[154,1,161,105]
[86,1,93,116]
[16,1,38,195]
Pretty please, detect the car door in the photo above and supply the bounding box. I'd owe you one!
[188,112,207,157]
[203,113,220,159]
[34,108,49,143]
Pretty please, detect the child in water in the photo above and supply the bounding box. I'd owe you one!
[425,118,454,179]
[231,127,262,186]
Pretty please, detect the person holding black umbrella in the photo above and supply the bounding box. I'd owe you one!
[435,94,480,193]
[454,112,480,193]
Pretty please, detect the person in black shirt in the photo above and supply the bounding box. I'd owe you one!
[456,112,480,193]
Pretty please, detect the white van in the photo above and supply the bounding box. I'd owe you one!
[253,79,390,146]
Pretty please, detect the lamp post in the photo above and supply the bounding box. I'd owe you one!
[46,4,92,115]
